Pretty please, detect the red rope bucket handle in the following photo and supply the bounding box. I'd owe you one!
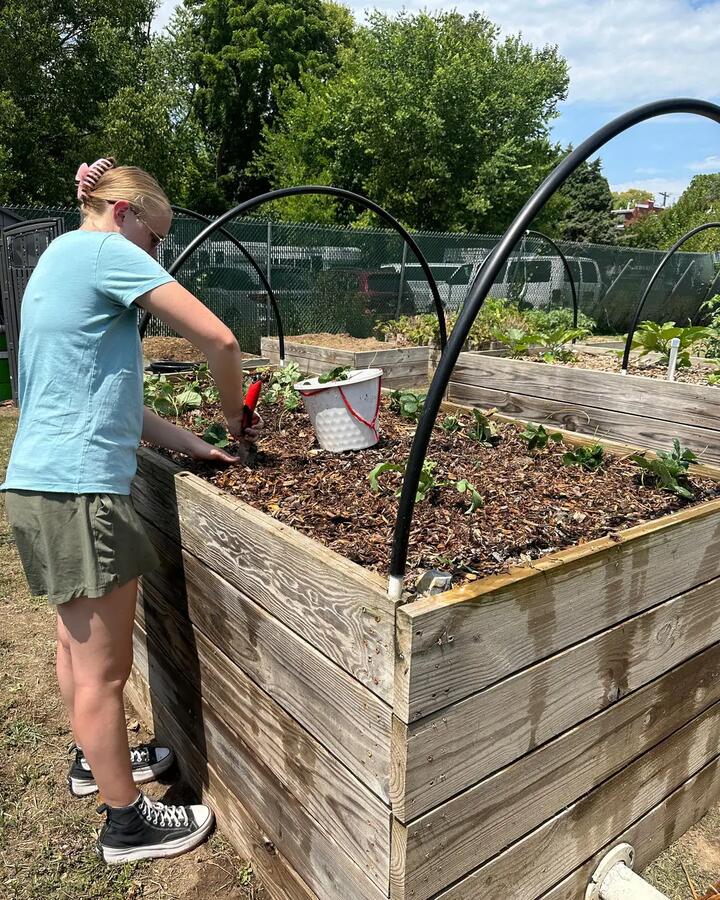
[300,374,383,441]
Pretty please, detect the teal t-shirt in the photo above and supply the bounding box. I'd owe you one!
[1,230,174,494]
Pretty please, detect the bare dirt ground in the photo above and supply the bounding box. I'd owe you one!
[0,410,260,900]
[2,405,720,897]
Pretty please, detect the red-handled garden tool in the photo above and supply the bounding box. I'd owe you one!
[241,377,262,433]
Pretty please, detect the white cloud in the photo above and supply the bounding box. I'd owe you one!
[349,0,720,105]
[687,154,720,171]
[152,0,179,32]
[609,177,692,204]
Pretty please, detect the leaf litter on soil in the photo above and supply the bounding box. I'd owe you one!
[152,371,720,591]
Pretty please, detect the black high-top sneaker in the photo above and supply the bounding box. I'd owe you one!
[97,792,214,863]
[68,744,175,797]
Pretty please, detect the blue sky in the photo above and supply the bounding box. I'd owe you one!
[153,0,720,205]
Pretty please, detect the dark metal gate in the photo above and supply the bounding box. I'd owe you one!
[0,218,65,404]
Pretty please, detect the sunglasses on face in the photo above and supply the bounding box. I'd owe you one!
[106,200,167,249]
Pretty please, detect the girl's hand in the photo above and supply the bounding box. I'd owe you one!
[186,432,248,465]
[227,411,264,443]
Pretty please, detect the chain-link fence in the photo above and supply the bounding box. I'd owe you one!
[4,205,719,351]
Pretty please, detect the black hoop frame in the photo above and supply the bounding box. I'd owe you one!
[621,221,720,371]
[525,229,579,329]
[139,186,448,353]
[389,98,720,595]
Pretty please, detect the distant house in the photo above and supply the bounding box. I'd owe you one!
[612,200,663,230]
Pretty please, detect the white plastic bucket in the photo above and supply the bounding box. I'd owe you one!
[295,368,383,452]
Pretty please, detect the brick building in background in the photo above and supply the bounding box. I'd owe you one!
[612,199,663,230]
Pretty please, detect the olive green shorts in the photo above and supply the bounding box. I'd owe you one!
[3,490,160,605]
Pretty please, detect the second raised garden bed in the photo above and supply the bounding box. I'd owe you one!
[126,373,720,900]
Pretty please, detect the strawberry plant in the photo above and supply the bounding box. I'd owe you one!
[318,366,352,384]
[631,439,698,499]
[389,389,426,421]
[466,409,499,446]
[262,364,302,411]
[202,423,230,448]
[519,422,563,451]
[456,479,483,513]
[562,443,604,471]
[369,460,484,512]
[440,415,461,434]
[143,373,202,417]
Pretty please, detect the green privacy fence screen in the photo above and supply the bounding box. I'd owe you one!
[5,205,719,353]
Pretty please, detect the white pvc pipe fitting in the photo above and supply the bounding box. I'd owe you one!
[586,844,670,900]
[667,336,681,381]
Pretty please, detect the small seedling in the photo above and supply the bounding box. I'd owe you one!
[202,423,230,448]
[318,365,352,384]
[519,422,563,451]
[631,439,698,499]
[440,415,461,434]
[562,443,605,471]
[389,389,426,421]
[466,409,499,446]
[707,370,720,385]
[456,479,484,513]
[369,459,438,502]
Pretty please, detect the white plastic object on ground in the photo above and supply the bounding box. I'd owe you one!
[295,368,383,452]
[667,336,681,382]
[586,844,670,900]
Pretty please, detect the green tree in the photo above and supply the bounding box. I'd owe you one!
[185,0,354,206]
[611,188,654,209]
[623,174,720,252]
[254,10,568,232]
[550,159,617,244]
[0,0,156,205]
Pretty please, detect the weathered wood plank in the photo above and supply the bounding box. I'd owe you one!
[540,754,720,900]
[453,351,720,431]
[394,641,720,896]
[149,454,395,702]
[446,379,720,461]
[398,573,720,818]
[137,515,392,802]
[132,625,389,900]
[416,701,720,900]
[131,449,183,544]
[136,582,391,885]
[126,669,319,900]
[395,497,720,723]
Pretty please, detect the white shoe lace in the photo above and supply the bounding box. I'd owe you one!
[139,794,189,828]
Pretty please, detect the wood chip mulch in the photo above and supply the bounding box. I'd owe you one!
[284,332,393,351]
[153,381,720,588]
[554,351,719,386]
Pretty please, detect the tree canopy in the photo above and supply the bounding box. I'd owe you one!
[611,188,654,209]
[549,159,617,245]
[254,10,569,233]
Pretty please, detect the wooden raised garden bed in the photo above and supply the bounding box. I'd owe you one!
[126,390,720,900]
[448,350,720,466]
[261,334,434,388]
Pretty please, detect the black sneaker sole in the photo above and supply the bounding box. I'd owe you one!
[97,812,215,864]
[68,753,176,797]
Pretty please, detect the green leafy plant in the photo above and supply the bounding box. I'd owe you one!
[318,365,352,384]
[456,479,484,514]
[536,326,590,363]
[202,423,231,448]
[389,389,426,421]
[519,422,563,451]
[262,363,302,411]
[440,415,461,434]
[143,373,203,417]
[630,321,711,368]
[631,439,698,499]
[700,295,720,359]
[466,409,499,446]
[491,327,541,358]
[562,443,605,471]
[707,369,720,386]
[369,459,439,502]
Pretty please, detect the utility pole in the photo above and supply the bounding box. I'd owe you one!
[658,191,670,207]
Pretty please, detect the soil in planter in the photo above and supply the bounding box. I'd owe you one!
[286,332,393,351]
[150,373,720,589]
[143,337,256,363]
[547,350,719,386]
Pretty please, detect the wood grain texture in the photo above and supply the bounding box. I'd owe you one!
[132,626,389,900]
[419,701,720,900]
[137,515,392,802]
[136,579,391,884]
[394,497,720,724]
[394,641,720,896]
[131,449,183,544]
[539,754,720,900]
[126,670,320,900]
[139,452,395,701]
[398,573,720,823]
[453,351,720,431]
[446,379,720,461]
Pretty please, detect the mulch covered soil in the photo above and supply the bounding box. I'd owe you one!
[154,371,720,590]
[555,350,719,385]
[285,332,394,351]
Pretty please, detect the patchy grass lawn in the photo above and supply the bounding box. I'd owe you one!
[0,407,260,899]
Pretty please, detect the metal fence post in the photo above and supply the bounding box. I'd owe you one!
[396,241,408,319]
